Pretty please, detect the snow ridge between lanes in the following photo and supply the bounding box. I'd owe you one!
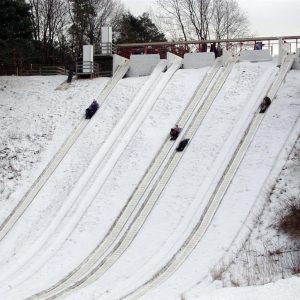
[122,56,295,300]
[29,59,223,300]
[109,65,278,300]
[0,62,131,243]
[0,61,171,291]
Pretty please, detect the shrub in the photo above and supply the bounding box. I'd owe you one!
[278,194,300,238]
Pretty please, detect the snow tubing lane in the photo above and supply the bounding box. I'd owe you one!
[121,54,295,300]
[23,59,182,300]
[0,60,130,244]
[32,58,237,300]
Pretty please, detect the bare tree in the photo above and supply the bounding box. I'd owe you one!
[86,0,114,44]
[110,1,125,35]
[156,0,189,41]
[157,0,213,41]
[29,0,68,61]
[211,0,249,39]
[68,0,124,56]
[29,0,67,46]
[157,0,249,41]
[184,0,212,40]
[29,0,40,44]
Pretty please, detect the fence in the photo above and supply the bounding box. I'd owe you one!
[0,64,67,76]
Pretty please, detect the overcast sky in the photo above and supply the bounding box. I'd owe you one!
[121,0,300,37]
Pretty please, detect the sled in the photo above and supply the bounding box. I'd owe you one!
[176,139,190,152]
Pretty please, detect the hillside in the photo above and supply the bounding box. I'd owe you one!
[0,57,299,300]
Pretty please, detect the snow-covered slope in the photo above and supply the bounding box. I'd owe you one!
[0,58,299,300]
[0,65,210,298]
[0,76,107,220]
[65,60,281,299]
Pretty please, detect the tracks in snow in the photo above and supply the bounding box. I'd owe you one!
[28,57,239,300]
[0,60,130,244]
[0,59,180,296]
[120,54,295,300]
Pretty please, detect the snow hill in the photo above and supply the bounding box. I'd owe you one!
[0,55,299,300]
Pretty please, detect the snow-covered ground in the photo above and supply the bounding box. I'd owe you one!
[189,276,300,300]
[0,75,109,220]
[0,57,299,300]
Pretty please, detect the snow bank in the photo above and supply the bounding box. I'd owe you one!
[239,49,272,62]
[127,54,160,77]
[183,53,215,69]
[190,277,300,300]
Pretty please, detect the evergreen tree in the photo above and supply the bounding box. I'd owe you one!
[0,0,33,64]
[116,12,166,43]
[138,13,166,43]
[0,0,32,41]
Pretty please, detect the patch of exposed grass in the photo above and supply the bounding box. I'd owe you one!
[278,195,300,239]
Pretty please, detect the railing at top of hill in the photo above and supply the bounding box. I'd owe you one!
[75,61,100,78]
[115,35,300,59]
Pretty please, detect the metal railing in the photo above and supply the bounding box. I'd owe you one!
[75,61,99,78]
[115,35,300,58]
[94,42,116,55]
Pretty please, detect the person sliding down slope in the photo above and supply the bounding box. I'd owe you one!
[259,96,271,113]
[170,124,182,140]
[85,100,99,119]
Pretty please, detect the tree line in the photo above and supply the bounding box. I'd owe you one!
[156,0,249,41]
[0,0,248,66]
